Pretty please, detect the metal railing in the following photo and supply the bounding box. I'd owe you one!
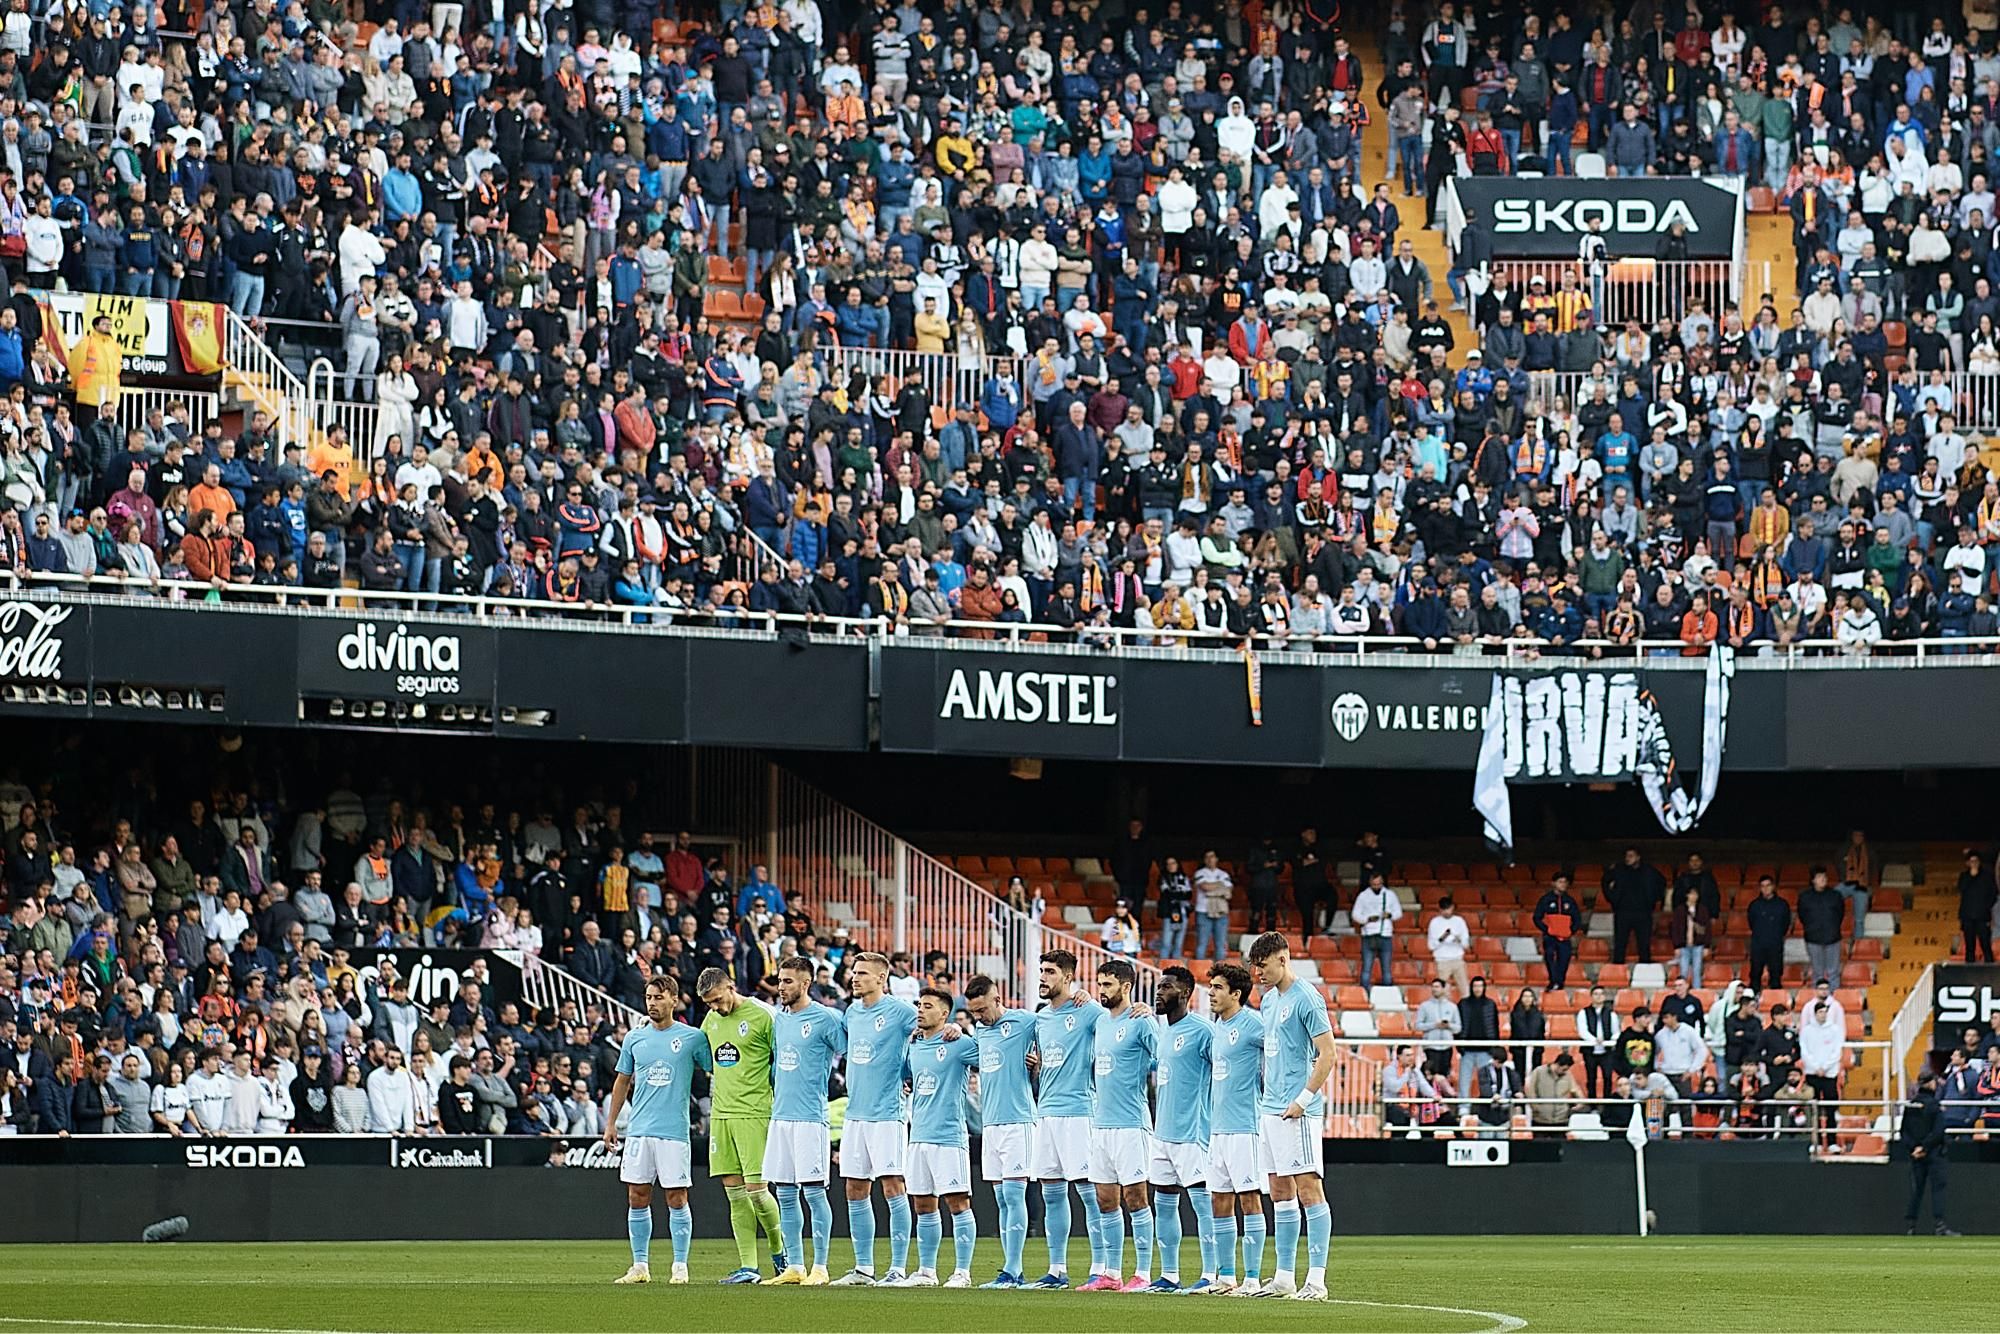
[113,388,219,436]
[1344,1034,1895,1146]
[222,305,311,450]
[760,764,1176,1011]
[521,952,641,1029]
[307,357,386,461]
[820,345,991,415]
[16,574,2000,668]
[1486,259,1761,331]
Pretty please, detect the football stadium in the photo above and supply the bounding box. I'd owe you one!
[3,0,1999,1330]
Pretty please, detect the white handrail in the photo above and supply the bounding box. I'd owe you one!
[1888,961,1937,1107]
[221,306,312,451]
[520,953,641,1029]
[12,574,2000,665]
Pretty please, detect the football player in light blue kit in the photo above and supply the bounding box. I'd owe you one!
[1147,964,1218,1292]
[963,972,1038,1288]
[882,987,982,1289]
[1248,931,1336,1301]
[831,951,920,1286]
[766,956,845,1285]
[1028,948,1107,1288]
[603,974,712,1285]
[1206,962,1269,1296]
[1086,958,1159,1292]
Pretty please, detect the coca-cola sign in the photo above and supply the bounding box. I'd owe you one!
[0,603,71,680]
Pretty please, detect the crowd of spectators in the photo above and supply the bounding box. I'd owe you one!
[0,750,887,1136]
[0,1,1994,651]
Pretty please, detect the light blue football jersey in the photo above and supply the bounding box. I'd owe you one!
[1210,1007,1266,1135]
[616,1021,710,1141]
[1090,1005,1157,1131]
[771,1000,845,1123]
[1256,978,1332,1118]
[975,1007,1038,1126]
[906,1032,981,1147]
[1154,1012,1214,1145]
[843,994,918,1121]
[1033,994,1102,1118]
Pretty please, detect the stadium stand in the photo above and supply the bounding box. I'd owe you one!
[0,1,1995,660]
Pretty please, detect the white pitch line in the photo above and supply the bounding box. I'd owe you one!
[0,1318,357,1334]
[0,1297,1533,1334]
[1329,1297,1530,1334]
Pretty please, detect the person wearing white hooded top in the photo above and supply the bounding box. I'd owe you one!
[1217,96,1255,164]
[1798,996,1848,1143]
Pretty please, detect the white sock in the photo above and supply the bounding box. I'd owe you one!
[1307,1265,1326,1287]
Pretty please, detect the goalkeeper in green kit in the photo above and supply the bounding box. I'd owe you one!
[697,966,789,1283]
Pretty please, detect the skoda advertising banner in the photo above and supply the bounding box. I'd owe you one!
[1446,177,1742,259]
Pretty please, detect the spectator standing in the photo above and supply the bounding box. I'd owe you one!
[1655,1010,1708,1099]
[1602,848,1665,965]
[1415,978,1461,1080]
[1110,819,1151,912]
[1744,875,1792,992]
[1531,872,1583,991]
[1191,850,1233,964]
[1669,885,1714,987]
[1154,856,1192,961]
[1796,868,1846,987]
[1456,976,1501,1107]
[1425,896,1471,998]
[1576,985,1619,1101]
[1721,992,1763,1098]
[1351,873,1403,990]
[1956,851,1996,963]
[1509,988,1546,1076]
[1291,828,1331,945]
[1799,998,1847,1145]
[1245,836,1283,936]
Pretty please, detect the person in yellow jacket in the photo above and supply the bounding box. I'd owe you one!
[70,313,122,425]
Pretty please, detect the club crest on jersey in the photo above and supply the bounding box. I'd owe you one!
[934,1045,949,1062]
[875,1015,888,1031]
[1228,1028,1240,1044]
[1115,1025,1127,1041]
[800,1022,812,1037]
[1064,1015,1076,1031]
[669,1038,682,1053]
[1173,1034,1186,1051]
[738,1019,750,1036]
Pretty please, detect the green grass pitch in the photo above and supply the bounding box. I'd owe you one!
[0,1236,1986,1332]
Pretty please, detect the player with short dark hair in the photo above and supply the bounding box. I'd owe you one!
[963,972,1038,1287]
[765,956,844,1285]
[881,987,980,1288]
[1205,962,1268,1295]
[604,973,710,1286]
[1084,958,1158,1292]
[1146,964,1217,1292]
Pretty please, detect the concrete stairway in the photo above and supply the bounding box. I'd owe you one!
[1847,857,1955,1107]
[1352,32,1462,337]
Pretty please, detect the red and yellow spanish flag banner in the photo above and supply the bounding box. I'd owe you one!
[1242,639,1263,727]
[172,300,224,375]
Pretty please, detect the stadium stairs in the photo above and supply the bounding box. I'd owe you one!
[1353,33,1458,336]
[1349,31,1798,327]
